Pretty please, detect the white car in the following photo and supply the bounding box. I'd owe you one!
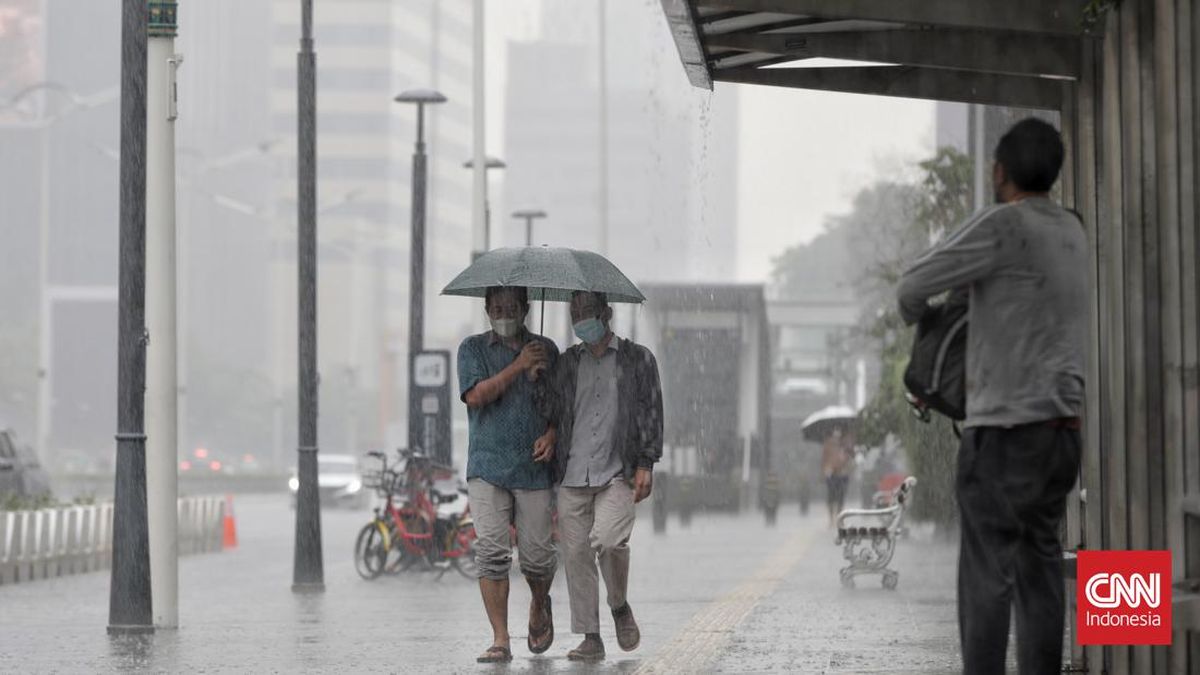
[288,453,366,509]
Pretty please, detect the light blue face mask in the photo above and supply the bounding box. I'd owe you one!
[573,317,607,345]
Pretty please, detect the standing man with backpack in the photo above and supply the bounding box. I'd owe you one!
[897,118,1088,675]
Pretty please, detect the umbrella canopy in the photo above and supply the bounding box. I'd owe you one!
[801,405,859,443]
[441,246,645,304]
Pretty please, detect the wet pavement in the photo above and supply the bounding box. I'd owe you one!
[0,495,960,673]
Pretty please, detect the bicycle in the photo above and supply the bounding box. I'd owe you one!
[354,449,477,581]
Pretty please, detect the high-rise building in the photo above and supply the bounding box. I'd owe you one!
[503,1,740,290]
[269,0,476,453]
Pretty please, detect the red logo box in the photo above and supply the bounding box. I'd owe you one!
[1077,550,1171,645]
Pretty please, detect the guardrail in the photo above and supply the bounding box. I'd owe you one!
[0,495,226,586]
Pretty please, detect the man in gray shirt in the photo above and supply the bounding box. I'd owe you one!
[534,290,663,662]
[897,118,1086,675]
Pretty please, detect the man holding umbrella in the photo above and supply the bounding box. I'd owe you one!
[457,285,559,663]
[535,290,663,662]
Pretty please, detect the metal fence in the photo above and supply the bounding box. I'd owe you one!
[0,496,226,585]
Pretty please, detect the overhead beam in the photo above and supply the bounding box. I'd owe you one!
[717,65,1064,110]
[661,0,713,89]
[706,29,1082,79]
[699,0,1089,36]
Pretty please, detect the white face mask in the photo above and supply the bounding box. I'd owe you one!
[490,318,520,338]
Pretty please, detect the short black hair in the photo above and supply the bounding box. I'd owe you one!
[994,118,1064,193]
[570,290,609,312]
[485,286,528,310]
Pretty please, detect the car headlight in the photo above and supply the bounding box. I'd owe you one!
[346,479,362,494]
[288,477,299,492]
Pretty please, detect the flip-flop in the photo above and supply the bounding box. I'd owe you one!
[477,645,513,663]
[527,596,554,654]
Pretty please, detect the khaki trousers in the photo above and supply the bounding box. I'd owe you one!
[558,477,637,634]
[467,478,556,581]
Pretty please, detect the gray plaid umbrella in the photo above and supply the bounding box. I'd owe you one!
[441,246,645,303]
[441,246,645,332]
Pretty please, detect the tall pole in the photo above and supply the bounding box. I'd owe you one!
[408,106,430,458]
[36,124,51,470]
[292,0,324,593]
[471,0,486,259]
[396,90,445,460]
[512,210,546,247]
[109,0,153,635]
[145,0,181,629]
[597,0,609,256]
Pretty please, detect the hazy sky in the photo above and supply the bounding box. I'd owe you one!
[486,2,935,282]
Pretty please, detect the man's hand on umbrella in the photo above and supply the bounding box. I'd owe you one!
[533,428,556,463]
[516,342,547,374]
[633,468,653,503]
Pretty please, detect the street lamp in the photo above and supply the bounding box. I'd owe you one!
[395,88,446,463]
[293,0,323,595]
[512,209,548,247]
[462,156,505,250]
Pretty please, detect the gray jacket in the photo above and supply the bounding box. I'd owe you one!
[534,337,663,482]
[897,197,1088,428]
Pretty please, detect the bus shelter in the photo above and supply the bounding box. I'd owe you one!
[659,1,1200,672]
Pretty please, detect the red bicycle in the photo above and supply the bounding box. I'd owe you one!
[354,449,477,580]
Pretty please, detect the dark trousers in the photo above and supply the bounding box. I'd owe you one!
[956,423,1081,675]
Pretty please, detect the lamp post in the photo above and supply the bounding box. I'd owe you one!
[395,89,446,460]
[108,0,152,635]
[512,209,548,247]
[292,0,323,594]
[462,156,505,251]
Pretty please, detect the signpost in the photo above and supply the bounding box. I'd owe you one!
[411,350,452,465]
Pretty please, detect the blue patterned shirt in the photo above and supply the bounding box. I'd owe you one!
[458,329,558,490]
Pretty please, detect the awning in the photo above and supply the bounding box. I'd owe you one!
[659,0,1097,110]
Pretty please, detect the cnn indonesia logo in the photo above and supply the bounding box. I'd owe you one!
[1077,550,1171,645]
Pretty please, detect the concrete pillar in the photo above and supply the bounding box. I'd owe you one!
[145,0,181,629]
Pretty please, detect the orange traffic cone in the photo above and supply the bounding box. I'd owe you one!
[222,494,238,550]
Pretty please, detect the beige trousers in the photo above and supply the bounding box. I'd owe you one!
[467,478,556,581]
[558,477,637,634]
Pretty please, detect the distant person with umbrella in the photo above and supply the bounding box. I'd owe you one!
[821,426,855,527]
[802,405,858,527]
[457,285,558,663]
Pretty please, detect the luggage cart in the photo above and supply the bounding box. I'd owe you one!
[834,476,917,590]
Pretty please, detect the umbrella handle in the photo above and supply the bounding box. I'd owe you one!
[540,287,546,335]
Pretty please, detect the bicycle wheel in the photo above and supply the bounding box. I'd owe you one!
[354,521,386,580]
[452,524,478,580]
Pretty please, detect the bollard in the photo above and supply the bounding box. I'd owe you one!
[221,495,238,550]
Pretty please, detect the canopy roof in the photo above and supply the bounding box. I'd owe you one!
[659,0,1097,110]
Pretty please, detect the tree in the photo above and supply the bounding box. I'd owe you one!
[855,147,973,534]
[768,147,973,533]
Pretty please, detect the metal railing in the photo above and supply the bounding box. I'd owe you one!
[0,495,225,585]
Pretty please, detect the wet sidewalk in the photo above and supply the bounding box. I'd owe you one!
[0,495,960,673]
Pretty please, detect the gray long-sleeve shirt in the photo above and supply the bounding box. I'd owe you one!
[897,197,1088,428]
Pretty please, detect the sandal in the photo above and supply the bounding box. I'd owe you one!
[527,596,554,654]
[476,645,513,663]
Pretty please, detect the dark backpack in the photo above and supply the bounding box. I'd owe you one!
[903,288,968,422]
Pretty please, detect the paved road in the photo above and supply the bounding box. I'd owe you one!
[0,494,961,673]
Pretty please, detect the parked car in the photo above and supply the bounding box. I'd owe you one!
[288,453,366,509]
[0,427,52,499]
